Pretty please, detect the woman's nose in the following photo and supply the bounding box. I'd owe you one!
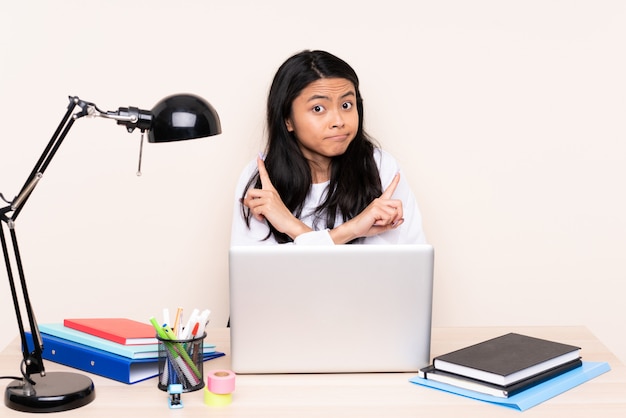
[330,109,345,128]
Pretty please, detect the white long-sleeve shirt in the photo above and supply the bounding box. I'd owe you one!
[230,148,426,246]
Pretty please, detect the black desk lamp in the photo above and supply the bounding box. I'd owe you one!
[1,94,221,412]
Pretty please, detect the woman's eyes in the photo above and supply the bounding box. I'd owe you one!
[312,102,353,113]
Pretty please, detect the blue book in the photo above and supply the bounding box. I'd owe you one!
[38,323,216,360]
[409,361,610,411]
[25,332,225,384]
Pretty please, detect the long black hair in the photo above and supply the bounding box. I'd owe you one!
[242,50,382,243]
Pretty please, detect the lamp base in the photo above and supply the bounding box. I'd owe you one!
[4,371,95,413]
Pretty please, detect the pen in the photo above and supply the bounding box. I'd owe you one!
[172,307,183,336]
[162,308,171,328]
[181,309,200,340]
[189,322,202,366]
[191,322,200,338]
[150,317,169,340]
[165,348,190,386]
[160,359,170,386]
[199,309,211,332]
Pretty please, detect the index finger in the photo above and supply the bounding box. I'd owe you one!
[380,172,400,199]
[257,155,274,191]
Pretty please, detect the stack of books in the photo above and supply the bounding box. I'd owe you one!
[25,318,224,384]
[412,333,611,411]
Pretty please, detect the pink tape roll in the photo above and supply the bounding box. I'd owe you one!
[206,370,236,394]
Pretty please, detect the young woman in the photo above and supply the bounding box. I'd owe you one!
[231,50,426,245]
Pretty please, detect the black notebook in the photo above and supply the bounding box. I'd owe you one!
[419,358,582,398]
[432,333,581,386]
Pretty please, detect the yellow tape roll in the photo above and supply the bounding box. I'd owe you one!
[204,387,232,406]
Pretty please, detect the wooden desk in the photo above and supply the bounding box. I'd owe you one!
[2,326,625,417]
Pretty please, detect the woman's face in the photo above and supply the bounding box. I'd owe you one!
[286,77,359,165]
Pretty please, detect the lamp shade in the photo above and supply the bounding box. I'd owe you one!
[148,94,221,143]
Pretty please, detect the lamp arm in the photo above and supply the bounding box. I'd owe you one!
[8,98,80,220]
[80,99,153,133]
[100,107,152,133]
[0,225,45,379]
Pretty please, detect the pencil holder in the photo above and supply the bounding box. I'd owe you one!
[157,333,206,392]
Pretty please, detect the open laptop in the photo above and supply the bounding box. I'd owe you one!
[228,244,434,374]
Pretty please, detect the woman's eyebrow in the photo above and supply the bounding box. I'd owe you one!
[341,91,356,99]
[306,91,356,102]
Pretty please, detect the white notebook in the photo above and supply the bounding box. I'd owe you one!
[229,244,434,374]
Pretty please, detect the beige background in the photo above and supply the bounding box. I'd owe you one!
[1,1,625,364]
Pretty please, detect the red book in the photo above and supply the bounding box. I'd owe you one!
[63,318,157,345]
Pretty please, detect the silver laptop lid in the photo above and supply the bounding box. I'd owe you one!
[229,244,434,374]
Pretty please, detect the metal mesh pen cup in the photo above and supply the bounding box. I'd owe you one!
[157,333,206,392]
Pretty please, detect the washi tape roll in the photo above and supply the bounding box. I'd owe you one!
[204,387,232,406]
[206,370,236,395]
